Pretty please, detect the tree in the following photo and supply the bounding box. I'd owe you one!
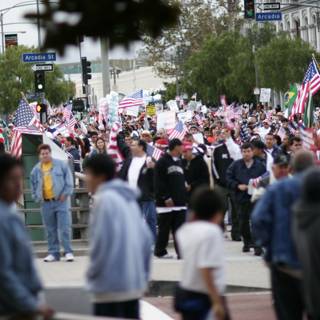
[175,26,316,104]
[257,34,315,92]
[143,0,243,78]
[0,45,75,113]
[224,37,255,101]
[182,32,243,102]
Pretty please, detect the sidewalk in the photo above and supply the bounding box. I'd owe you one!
[35,238,270,290]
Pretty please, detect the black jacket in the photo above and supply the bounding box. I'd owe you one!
[154,153,187,207]
[66,146,81,172]
[293,201,320,319]
[182,155,210,198]
[212,143,234,188]
[226,158,266,204]
[118,157,154,202]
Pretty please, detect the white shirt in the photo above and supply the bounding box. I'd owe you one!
[177,221,226,294]
[128,155,146,189]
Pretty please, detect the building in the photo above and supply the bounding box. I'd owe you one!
[59,59,173,102]
[275,0,320,51]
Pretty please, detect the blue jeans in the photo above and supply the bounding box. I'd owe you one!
[41,199,73,258]
[141,201,157,241]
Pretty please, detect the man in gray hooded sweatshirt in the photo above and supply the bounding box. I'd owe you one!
[84,154,153,319]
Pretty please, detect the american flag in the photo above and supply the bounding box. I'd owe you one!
[291,59,320,118]
[239,121,251,143]
[168,121,188,141]
[146,144,163,161]
[299,124,315,150]
[107,122,123,170]
[119,89,144,110]
[11,100,43,158]
[63,104,77,130]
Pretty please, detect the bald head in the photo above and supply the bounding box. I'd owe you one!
[291,150,315,174]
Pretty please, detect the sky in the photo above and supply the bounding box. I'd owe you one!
[1,0,140,64]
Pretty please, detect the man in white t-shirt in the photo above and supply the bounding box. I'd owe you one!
[176,187,230,320]
[119,139,157,240]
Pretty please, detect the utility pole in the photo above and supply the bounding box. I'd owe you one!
[0,13,4,54]
[36,0,41,49]
[252,45,260,104]
[100,38,110,96]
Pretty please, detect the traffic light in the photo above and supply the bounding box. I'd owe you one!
[72,98,85,112]
[34,70,45,92]
[36,103,47,124]
[244,0,255,19]
[81,57,92,85]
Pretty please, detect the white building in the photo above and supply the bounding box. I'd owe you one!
[275,1,320,51]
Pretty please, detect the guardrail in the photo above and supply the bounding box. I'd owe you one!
[19,188,91,242]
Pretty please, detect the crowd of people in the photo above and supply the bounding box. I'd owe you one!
[1,99,320,320]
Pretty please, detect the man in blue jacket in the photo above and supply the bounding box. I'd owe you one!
[0,154,53,319]
[84,154,152,319]
[30,144,74,262]
[226,142,266,255]
[252,151,315,320]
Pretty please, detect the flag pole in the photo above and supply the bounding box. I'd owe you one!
[20,91,29,105]
[312,54,320,70]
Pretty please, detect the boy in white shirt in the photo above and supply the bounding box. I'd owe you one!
[175,187,230,320]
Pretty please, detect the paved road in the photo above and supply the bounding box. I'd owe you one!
[145,292,275,320]
[36,238,270,290]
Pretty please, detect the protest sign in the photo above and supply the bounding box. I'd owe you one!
[167,100,179,112]
[177,110,193,123]
[126,106,140,117]
[157,111,176,130]
[193,133,204,144]
[146,104,156,116]
[260,88,271,103]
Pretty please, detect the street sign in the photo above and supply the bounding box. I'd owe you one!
[5,34,18,48]
[256,12,282,21]
[263,2,281,10]
[22,52,56,63]
[31,64,54,72]
[26,92,43,100]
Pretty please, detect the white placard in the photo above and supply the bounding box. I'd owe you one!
[260,88,271,103]
[126,105,140,117]
[193,133,204,144]
[157,111,176,130]
[177,110,193,123]
[166,100,179,112]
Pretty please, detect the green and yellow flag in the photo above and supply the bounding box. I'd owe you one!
[284,84,298,115]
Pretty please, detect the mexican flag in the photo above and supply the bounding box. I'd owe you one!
[304,94,314,128]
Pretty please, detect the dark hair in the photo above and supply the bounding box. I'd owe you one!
[83,154,116,180]
[241,142,253,150]
[190,187,224,220]
[291,150,315,173]
[301,167,320,203]
[66,136,74,145]
[274,135,282,146]
[290,136,302,146]
[0,154,22,183]
[90,131,98,137]
[37,144,51,154]
[251,140,266,150]
[169,138,183,151]
[138,139,147,152]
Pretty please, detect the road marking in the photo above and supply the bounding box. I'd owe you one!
[141,301,173,320]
